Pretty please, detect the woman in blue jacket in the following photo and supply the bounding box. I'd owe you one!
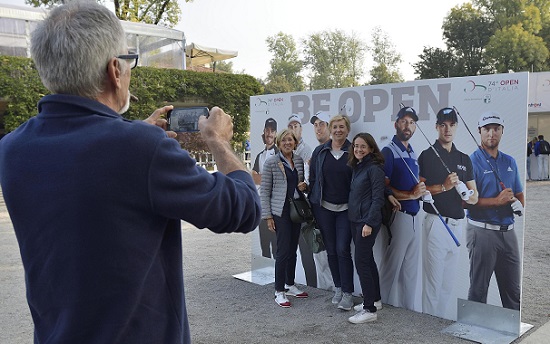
[347,132,386,324]
[261,129,309,307]
[309,114,354,310]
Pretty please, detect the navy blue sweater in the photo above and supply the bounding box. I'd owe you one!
[0,94,261,344]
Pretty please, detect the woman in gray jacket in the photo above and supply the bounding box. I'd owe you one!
[347,132,386,324]
[261,129,309,307]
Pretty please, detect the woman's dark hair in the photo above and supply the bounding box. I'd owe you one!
[348,132,384,168]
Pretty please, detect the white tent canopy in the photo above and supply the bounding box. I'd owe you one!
[185,42,238,67]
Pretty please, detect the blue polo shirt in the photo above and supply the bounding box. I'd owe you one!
[382,136,420,215]
[467,148,522,226]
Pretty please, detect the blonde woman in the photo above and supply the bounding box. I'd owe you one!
[261,129,309,307]
[308,114,355,310]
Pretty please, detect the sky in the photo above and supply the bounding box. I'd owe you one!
[2,0,465,82]
[178,0,465,82]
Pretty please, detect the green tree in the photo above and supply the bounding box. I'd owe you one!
[413,0,550,78]
[474,0,550,72]
[442,3,495,76]
[264,75,293,94]
[485,24,549,72]
[302,29,365,90]
[25,0,189,27]
[413,47,461,79]
[214,60,234,73]
[367,27,403,85]
[265,32,304,92]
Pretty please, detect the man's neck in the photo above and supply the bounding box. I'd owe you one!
[438,139,452,152]
[482,145,499,159]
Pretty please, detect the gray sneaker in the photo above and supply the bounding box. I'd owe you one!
[338,292,354,311]
[331,287,342,304]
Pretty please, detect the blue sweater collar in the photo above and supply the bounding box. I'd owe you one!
[37,94,121,119]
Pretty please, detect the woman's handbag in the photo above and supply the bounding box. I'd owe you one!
[289,192,314,224]
[300,221,325,253]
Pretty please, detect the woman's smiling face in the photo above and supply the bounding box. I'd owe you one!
[278,132,296,155]
[353,137,371,161]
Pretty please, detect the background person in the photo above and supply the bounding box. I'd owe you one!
[418,107,478,318]
[534,134,550,180]
[252,118,279,258]
[466,112,524,310]
[0,2,261,343]
[347,133,385,324]
[379,107,426,311]
[527,137,537,180]
[309,114,355,311]
[260,129,309,307]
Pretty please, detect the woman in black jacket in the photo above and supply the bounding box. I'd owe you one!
[347,132,386,324]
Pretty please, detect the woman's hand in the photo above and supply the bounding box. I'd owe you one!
[266,218,276,232]
[362,224,373,237]
[297,181,307,192]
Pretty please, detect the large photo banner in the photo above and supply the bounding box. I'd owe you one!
[248,72,528,323]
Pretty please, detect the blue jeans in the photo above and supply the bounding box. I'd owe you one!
[273,205,301,292]
[313,204,354,293]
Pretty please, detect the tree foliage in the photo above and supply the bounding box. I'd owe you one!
[302,29,365,90]
[475,0,550,72]
[214,60,234,74]
[442,3,495,76]
[0,55,262,152]
[413,47,461,79]
[485,24,549,72]
[265,32,304,92]
[414,0,550,78]
[367,27,403,85]
[25,0,189,27]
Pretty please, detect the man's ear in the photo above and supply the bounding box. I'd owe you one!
[106,57,122,89]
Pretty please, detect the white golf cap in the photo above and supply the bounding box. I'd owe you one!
[287,114,301,126]
[310,111,331,124]
[478,111,504,127]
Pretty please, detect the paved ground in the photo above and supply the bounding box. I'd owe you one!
[1,181,549,343]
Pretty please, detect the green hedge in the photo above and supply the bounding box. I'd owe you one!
[0,55,262,150]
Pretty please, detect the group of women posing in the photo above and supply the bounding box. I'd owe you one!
[260,114,397,324]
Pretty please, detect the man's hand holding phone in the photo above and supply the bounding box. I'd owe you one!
[143,105,177,138]
[199,107,234,144]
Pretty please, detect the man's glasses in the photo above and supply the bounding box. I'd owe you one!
[116,54,139,69]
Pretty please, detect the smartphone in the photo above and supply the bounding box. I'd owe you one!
[166,107,209,132]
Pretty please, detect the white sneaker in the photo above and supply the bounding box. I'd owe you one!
[354,300,383,311]
[285,284,308,298]
[374,300,383,310]
[348,310,377,324]
[331,287,343,304]
[275,291,291,308]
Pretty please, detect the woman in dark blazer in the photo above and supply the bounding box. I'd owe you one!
[347,132,386,324]
[308,114,355,310]
[261,129,309,307]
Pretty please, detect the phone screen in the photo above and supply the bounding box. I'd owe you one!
[167,107,209,132]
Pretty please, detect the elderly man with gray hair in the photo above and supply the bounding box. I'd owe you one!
[0,2,261,343]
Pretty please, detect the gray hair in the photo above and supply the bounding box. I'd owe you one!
[30,1,127,98]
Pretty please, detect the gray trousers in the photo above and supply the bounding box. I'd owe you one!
[466,223,521,310]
